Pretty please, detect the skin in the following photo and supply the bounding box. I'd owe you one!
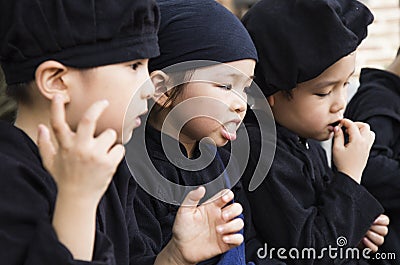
[268,53,388,252]
[151,59,256,157]
[14,59,246,264]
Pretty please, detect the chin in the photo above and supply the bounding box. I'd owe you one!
[204,136,228,147]
[313,132,333,141]
[217,139,229,147]
[122,130,133,144]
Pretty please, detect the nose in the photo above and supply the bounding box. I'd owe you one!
[142,77,155,99]
[330,87,347,113]
[230,90,247,114]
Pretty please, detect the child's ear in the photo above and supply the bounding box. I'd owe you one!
[267,95,275,107]
[35,60,71,103]
[150,70,171,107]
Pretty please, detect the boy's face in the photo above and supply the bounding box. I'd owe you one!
[167,59,255,147]
[270,53,356,141]
[66,59,154,144]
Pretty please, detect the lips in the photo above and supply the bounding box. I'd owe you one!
[221,120,241,141]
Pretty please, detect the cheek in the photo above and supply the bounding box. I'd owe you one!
[183,117,221,137]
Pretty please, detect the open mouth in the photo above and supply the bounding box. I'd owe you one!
[221,121,240,141]
[329,120,341,127]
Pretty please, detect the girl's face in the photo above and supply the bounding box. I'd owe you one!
[66,59,154,144]
[270,53,356,141]
[166,59,255,148]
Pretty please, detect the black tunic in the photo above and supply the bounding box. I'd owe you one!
[0,121,149,265]
[241,111,384,264]
[131,125,285,265]
[345,68,400,265]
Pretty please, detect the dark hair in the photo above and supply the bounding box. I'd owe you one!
[149,69,195,125]
[282,89,293,100]
[6,82,31,104]
[0,68,18,121]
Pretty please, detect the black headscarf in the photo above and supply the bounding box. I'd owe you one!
[243,0,374,96]
[148,0,258,73]
[1,0,160,85]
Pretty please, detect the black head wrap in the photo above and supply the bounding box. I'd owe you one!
[148,0,258,73]
[243,0,373,96]
[1,0,160,85]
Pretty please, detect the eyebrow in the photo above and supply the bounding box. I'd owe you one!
[314,69,355,90]
[225,73,255,81]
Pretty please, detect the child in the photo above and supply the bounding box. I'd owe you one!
[0,0,246,264]
[345,49,400,264]
[240,0,388,263]
[128,0,284,264]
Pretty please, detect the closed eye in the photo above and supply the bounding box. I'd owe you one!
[217,84,233,90]
[315,91,331,97]
[131,62,142,71]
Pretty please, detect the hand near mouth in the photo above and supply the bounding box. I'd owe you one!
[332,118,375,183]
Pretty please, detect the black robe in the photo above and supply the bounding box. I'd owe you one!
[345,68,400,265]
[240,110,384,264]
[131,125,285,265]
[0,121,149,265]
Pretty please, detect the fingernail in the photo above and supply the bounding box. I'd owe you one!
[102,100,109,106]
[216,226,224,233]
[223,236,230,243]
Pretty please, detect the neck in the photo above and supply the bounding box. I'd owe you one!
[149,108,197,158]
[14,103,54,146]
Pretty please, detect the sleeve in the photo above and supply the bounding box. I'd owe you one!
[359,116,400,212]
[0,160,116,265]
[243,145,383,265]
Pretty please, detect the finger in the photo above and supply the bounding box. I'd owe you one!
[216,218,244,235]
[107,144,125,167]
[366,230,385,246]
[369,131,376,147]
[180,186,206,210]
[76,100,109,141]
[37,124,56,168]
[221,203,243,221]
[95,129,118,152]
[369,225,388,237]
[204,189,234,209]
[354,122,370,133]
[50,94,73,147]
[374,214,390,226]
[333,124,344,149]
[340,118,361,143]
[362,236,379,253]
[222,233,244,246]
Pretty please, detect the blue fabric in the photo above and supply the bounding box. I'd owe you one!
[215,150,255,265]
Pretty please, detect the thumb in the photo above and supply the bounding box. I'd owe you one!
[37,124,56,169]
[333,126,344,151]
[179,186,206,213]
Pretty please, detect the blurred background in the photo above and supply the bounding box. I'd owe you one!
[0,0,399,122]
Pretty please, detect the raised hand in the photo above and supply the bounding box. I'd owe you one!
[37,94,125,260]
[333,118,375,183]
